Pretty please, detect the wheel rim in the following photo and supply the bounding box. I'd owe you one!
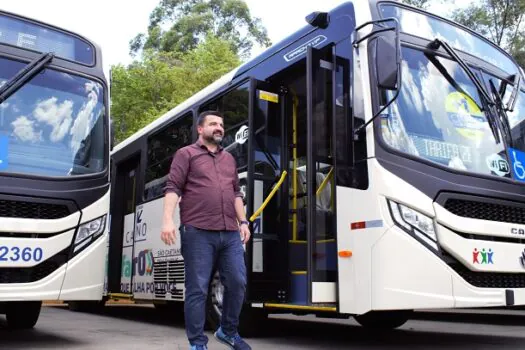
[211,273,224,317]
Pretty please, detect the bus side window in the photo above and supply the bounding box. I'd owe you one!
[199,82,250,171]
[143,112,194,201]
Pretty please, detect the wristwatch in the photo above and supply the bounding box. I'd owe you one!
[240,220,249,226]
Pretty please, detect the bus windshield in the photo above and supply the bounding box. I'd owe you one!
[0,57,106,177]
[379,4,519,76]
[380,47,511,178]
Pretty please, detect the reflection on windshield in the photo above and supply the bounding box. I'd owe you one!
[0,57,106,177]
[380,4,518,76]
[380,47,510,178]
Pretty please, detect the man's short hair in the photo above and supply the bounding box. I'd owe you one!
[197,110,224,126]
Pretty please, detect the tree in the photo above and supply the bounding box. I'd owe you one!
[129,0,271,59]
[111,36,240,143]
[399,0,433,9]
[450,0,525,68]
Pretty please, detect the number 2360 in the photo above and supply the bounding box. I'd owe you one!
[0,246,43,262]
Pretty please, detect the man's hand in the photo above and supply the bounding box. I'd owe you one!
[240,223,251,244]
[161,192,179,246]
[161,220,176,245]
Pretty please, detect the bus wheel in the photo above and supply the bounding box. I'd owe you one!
[154,301,185,323]
[206,271,224,331]
[206,271,267,337]
[354,310,412,330]
[5,301,42,329]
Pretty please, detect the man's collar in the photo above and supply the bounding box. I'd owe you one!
[195,139,223,153]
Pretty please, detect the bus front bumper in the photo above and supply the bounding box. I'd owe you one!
[370,225,525,311]
[0,233,107,301]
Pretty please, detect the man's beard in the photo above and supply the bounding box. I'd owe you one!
[204,132,223,145]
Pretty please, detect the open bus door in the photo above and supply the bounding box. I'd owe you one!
[245,45,339,310]
[303,46,338,307]
[245,78,290,304]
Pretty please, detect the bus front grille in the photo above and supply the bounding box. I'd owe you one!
[0,199,70,219]
[444,198,525,225]
[153,259,185,300]
[0,248,69,284]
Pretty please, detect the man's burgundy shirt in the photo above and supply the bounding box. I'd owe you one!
[165,141,243,231]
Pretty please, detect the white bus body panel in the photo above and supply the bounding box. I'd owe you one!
[117,197,183,300]
[0,189,109,301]
[337,156,436,314]
[118,175,263,302]
[338,158,525,314]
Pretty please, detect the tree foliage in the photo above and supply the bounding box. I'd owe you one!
[129,0,271,59]
[111,36,240,143]
[400,0,525,68]
[450,0,525,68]
[399,0,433,9]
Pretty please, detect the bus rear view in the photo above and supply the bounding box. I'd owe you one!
[0,11,109,328]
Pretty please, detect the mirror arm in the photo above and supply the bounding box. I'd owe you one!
[353,18,400,47]
[353,17,402,137]
[353,86,401,136]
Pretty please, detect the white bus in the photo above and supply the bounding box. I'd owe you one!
[0,10,110,328]
[105,0,525,333]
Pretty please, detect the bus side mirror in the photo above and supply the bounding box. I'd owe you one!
[374,31,400,91]
[353,17,401,92]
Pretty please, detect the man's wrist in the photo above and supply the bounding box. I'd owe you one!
[239,220,249,226]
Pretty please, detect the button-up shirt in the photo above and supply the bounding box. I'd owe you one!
[165,140,243,231]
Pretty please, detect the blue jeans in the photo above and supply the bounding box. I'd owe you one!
[180,224,247,346]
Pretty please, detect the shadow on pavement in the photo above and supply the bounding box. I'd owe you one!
[0,315,87,349]
[412,309,525,326]
[47,305,525,349]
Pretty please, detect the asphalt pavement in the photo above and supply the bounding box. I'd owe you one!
[1,305,525,349]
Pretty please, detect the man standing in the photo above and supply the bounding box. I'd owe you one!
[161,111,251,350]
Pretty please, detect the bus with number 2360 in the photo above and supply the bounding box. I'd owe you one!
[0,10,110,328]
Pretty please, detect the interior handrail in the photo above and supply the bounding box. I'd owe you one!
[249,170,288,222]
[316,167,334,197]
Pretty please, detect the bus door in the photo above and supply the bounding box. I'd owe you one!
[303,46,338,306]
[108,154,141,295]
[246,78,290,303]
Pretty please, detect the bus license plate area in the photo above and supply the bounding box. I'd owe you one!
[0,243,44,266]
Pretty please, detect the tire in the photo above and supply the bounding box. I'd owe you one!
[206,271,267,337]
[354,310,412,330]
[154,301,185,323]
[5,301,42,329]
[206,270,224,331]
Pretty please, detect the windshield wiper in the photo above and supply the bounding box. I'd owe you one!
[427,38,501,144]
[489,78,513,146]
[0,52,54,104]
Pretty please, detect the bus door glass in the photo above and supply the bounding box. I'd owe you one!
[246,78,289,303]
[306,46,337,304]
[115,156,140,294]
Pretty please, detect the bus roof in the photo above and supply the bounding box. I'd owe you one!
[110,2,359,154]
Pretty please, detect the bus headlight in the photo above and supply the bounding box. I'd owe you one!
[73,215,107,253]
[388,200,438,250]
